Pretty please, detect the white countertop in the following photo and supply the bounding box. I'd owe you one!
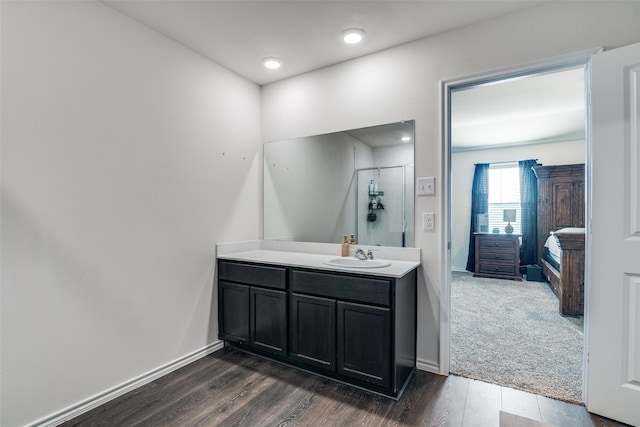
[216,240,420,278]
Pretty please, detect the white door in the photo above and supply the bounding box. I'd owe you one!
[588,42,640,426]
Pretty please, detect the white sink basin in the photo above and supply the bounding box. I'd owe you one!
[323,257,391,269]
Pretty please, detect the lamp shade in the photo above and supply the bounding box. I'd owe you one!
[503,209,517,222]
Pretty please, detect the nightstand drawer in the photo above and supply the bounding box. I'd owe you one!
[479,251,516,263]
[478,262,518,276]
[478,238,515,249]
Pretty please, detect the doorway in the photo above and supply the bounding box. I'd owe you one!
[443,59,591,403]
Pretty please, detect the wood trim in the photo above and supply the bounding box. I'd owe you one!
[553,231,585,316]
[416,358,440,373]
[539,233,585,317]
[541,258,561,298]
[553,230,585,251]
[532,163,585,179]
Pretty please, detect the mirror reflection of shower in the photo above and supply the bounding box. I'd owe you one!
[356,165,414,247]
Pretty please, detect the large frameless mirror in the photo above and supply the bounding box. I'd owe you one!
[264,120,414,247]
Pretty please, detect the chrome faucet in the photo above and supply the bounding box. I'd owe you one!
[354,248,375,260]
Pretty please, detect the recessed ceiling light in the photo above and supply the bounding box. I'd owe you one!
[263,58,282,70]
[402,136,411,142]
[341,28,366,45]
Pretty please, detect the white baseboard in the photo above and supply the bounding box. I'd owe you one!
[416,357,441,374]
[30,341,225,427]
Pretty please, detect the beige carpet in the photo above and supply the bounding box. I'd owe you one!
[450,271,583,403]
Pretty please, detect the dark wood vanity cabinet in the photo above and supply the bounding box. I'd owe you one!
[290,269,396,389]
[217,259,417,399]
[290,293,336,370]
[218,281,250,344]
[289,287,392,388]
[337,301,391,388]
[250,287,287,355]
[218,261,287,357]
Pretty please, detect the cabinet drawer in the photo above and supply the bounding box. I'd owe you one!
[291,270,390,306]
[478,238,515,249]
[218,261,286,290]
[479,251,515,263]
[478,262,517,276]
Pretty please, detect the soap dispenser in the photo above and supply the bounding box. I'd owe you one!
[341,235,349,257]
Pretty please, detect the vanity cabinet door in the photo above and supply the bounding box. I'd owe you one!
[219,281,250,345]
[337,301,391,388]
[290,293,336,371]
[250,287,287,357]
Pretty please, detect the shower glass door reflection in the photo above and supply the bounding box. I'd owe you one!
[356,165,414,247]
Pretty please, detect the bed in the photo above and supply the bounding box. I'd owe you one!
[539,227,585,316]
[533,163,585,317]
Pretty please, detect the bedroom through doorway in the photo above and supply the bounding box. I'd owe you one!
[447,64,587,403]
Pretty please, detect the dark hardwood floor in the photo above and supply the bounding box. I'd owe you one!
[61,348,628,427]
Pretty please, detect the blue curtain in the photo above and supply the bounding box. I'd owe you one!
[466,163,489,272]
[519,159,539,266]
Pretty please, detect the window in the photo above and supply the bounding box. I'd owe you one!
[488,162,521,234]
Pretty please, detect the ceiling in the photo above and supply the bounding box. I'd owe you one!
[451,67,585,150]
[102,1,585,150]
[103,0,545,86]
[346,121,414,149]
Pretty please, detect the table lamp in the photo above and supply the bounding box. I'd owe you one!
[503,209,516,234]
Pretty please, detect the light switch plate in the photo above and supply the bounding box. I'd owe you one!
[417,177,435,196]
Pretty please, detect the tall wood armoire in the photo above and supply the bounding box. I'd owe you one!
[532,163,585,263]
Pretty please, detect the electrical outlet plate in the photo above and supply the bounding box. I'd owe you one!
[417,177,435,196]
[423,212,435,231]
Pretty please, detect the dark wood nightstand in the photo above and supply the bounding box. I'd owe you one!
[473,233,522,281]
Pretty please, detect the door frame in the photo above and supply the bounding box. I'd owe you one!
[440,47,601,401]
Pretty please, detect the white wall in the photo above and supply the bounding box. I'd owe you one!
[450,140,585,271]
[261,1,640,370]
[0,2,261,426]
